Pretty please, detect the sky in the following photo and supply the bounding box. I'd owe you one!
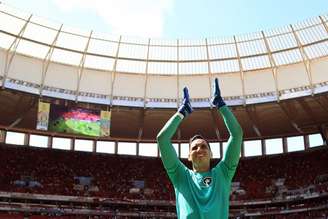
[1,0,328,39]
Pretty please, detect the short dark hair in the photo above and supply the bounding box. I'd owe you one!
[189,134,211,151]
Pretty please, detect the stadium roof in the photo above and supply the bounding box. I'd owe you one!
[0,2,328,142]
[1,2,328,74]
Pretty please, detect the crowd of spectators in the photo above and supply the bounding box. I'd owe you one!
[0,143,327,202]
[0,213,103,219]
[233,147,328,200]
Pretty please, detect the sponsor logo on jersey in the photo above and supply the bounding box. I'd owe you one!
[203,176,212,187]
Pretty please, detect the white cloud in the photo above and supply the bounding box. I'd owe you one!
[52,0,175,37]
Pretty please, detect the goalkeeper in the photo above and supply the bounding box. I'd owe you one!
[157,78,243,219]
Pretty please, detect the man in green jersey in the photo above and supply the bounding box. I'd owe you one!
[157,78,243,219]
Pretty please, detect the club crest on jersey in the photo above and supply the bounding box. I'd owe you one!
[203,177,212,187]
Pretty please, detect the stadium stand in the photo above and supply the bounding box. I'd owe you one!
[0,142,327,218]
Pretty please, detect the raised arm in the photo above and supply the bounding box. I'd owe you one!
[212,78,243,180]
[157,87,193,174]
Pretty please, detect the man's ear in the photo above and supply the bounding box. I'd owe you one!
[188,153,192,161]
[210,150,213,158]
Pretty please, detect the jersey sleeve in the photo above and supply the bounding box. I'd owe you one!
[157,113,186,186]
[215,106,243,181]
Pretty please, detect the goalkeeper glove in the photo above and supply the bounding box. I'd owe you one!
[178,87,193,118]
[211,78,226,108]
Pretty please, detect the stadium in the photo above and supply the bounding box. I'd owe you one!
[0,1,328,218]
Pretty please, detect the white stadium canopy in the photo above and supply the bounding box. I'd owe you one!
[1,2,328,108]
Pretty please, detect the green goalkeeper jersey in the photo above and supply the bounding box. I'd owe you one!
[157,106,243,219]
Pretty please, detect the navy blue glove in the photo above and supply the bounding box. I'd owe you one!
[211,78,226,108]
[178,87,193,118]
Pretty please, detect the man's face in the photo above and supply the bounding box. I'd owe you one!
[188,138,212,164]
